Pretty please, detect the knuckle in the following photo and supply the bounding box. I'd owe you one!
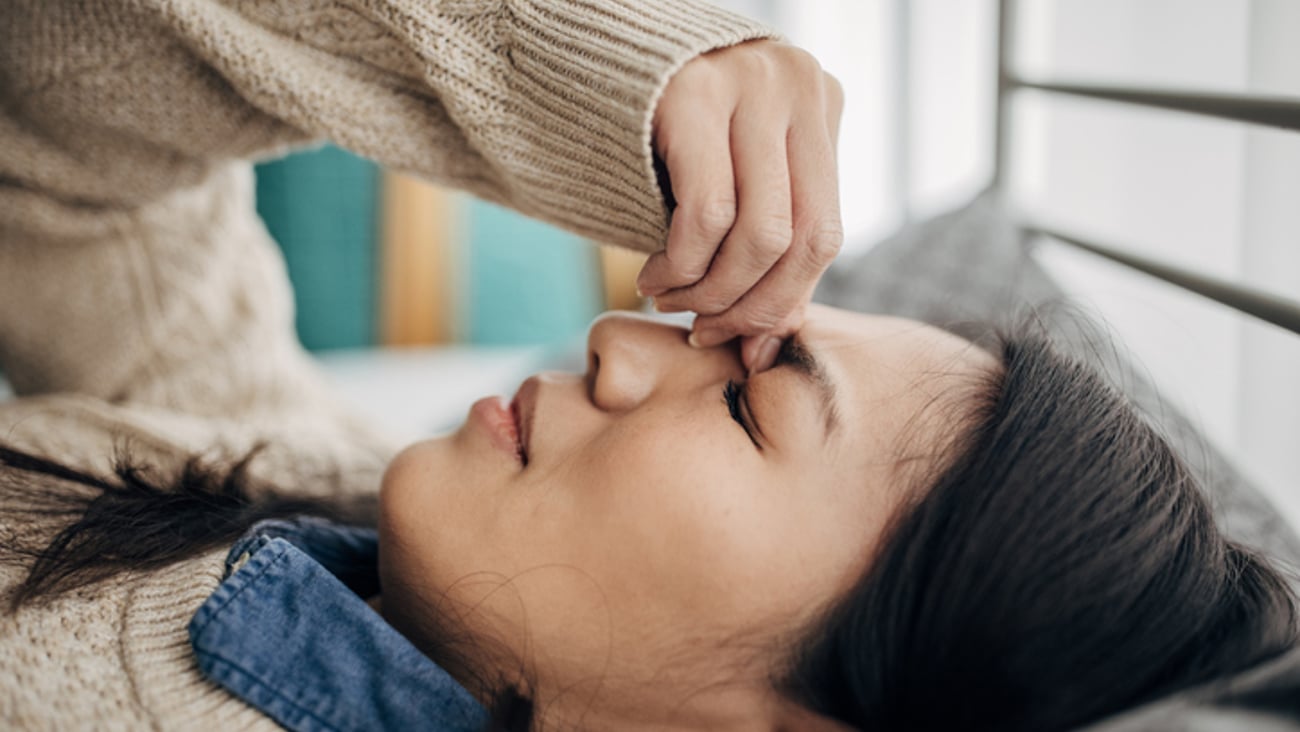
[665,252,707,281]
[772,45,822,83]
[803,222,844,265]
[747,216,795,258]
[791,47,823,76]
[691,196,738,237]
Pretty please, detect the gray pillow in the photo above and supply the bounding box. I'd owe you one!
[813,191,1300,730]
[815,191,1300,563]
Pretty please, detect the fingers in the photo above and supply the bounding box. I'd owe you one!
[636,72,736,297]
[740,306,805,374]
[783,88,845,288]
[641,42,845,370]
[685,80,843,360]
[637,179,737,299]
[651,101,793,318]
[824,70,844,145]
[689,248,812,349]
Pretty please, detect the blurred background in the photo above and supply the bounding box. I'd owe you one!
[3,1,1293,520]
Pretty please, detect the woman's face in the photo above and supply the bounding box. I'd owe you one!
[378,305,996,728]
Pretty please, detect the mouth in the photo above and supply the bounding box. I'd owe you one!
[510,376,539,467]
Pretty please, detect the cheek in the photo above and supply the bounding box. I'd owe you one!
[562,423,813,616]
[581,417,744,520]
[377,441,446,587]
[378,440,432,546]
[377,437,503,594]
[594,435,882,628]
[379,440,435,505]
[379,439,464,536]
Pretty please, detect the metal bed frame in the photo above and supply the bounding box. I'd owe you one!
[888,0,1300,336]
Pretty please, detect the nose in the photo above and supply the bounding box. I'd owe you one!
[585,312,739,412]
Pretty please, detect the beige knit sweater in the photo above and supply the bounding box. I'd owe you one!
[0,1,776,727]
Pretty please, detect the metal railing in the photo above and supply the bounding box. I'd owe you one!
[992,0,1300,336]
[1010,78,1300,133]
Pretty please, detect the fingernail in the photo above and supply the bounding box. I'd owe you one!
[635,285,645,298]
[689,329,726,348]
[749,336,781,376]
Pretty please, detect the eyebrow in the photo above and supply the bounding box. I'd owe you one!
[769,335,841,438]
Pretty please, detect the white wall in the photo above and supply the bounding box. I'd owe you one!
[1237,0,1300,535]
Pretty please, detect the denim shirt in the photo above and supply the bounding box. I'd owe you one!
[188,518,488,732]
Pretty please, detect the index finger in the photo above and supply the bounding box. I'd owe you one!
[636,120,737,296]
[741,306,806,374]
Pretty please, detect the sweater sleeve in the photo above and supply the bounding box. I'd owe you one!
[177,0,780,250]
[6,0,779,252]
[0,0,775,420]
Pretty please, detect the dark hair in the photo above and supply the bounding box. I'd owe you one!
[780,333,1298,731]
[2,332,1296,732]
[0,441,368,609]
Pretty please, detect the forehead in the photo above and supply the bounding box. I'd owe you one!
[799,305,996,377]
[796,305,997,478]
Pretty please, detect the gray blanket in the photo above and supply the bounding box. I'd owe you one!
[813,192,1300,730]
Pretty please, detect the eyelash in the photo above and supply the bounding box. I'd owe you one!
[723,380,762,449]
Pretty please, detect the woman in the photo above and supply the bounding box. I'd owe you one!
[3,307,1297,731]
[1,2,1296,731]
[0,0,839,726]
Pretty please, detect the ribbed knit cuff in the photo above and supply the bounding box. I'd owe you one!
[407,0,779,252]
[501,1,778,251]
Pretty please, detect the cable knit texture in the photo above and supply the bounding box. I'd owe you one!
[0,0,777,727]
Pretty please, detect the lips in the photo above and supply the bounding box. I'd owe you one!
[510,376,539,466]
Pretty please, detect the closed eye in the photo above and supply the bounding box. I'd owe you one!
[723,380,762,450]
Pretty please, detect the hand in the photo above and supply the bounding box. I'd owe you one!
[637,39,844,373]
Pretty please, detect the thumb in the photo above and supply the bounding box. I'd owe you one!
[739,307,805,374]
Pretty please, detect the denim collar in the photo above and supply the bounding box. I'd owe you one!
[188,518,488,732]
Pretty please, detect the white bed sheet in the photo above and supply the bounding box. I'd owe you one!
[0,345,560,447]
[313,344,567,445]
